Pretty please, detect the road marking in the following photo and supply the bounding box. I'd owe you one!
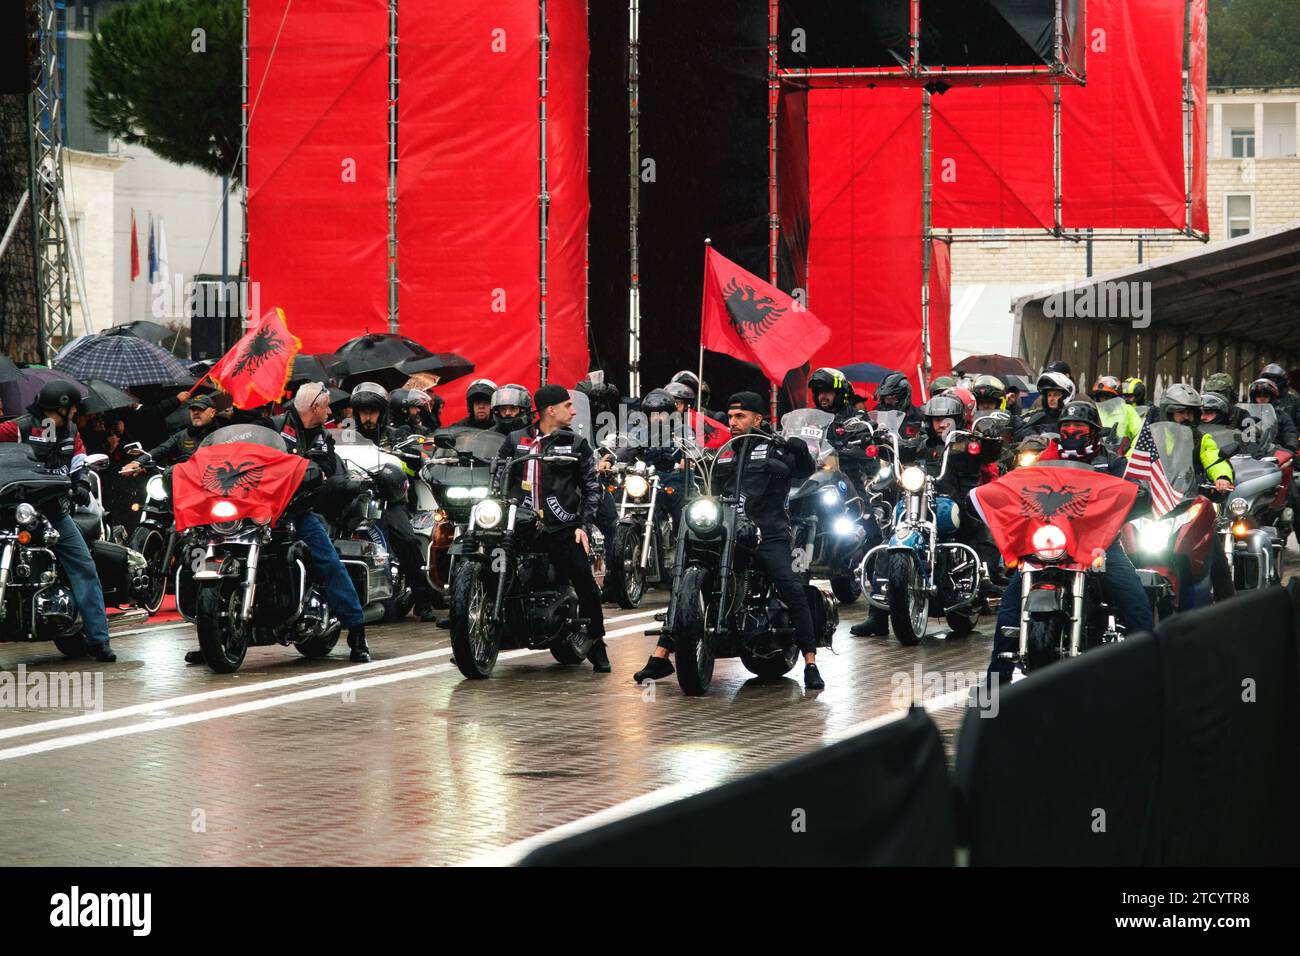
[0,607,663,743]
[106,622,192,638]
[464,685,978,866]
[0,619,659,763]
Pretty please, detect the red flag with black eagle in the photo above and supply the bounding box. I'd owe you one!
[700,246,831,385]
[969,465,1138,566]
[689,409,730,449]
[209,307,302,409]
[172,443,309,532]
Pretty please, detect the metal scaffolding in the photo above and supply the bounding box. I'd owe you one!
[31,0,73,358]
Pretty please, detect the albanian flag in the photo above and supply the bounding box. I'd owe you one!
[701,246,830,385]
[210,307,302,409]
[172,442,309,532]
[690,409,730,449]
[969,465,1137,566]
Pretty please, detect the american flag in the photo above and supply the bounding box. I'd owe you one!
[1124,416,1179,516]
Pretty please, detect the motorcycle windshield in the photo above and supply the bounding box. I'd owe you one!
[0,444,69,504]
[972,409,1011,438]
[780,409,833,456]
[1142,421,1197,501]
[969,464,1138,566]
[1096,396,1127,430]
[199,423,287,452]
[869,410,906,434]
[1237,403,1278,449]
[1202,424,1242,454]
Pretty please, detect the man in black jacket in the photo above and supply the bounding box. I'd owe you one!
[119,394,220,475]
[634,391,826,689]
[508,384,610,672]
[451,379,498,430]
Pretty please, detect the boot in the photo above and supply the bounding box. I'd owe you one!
[413,592,438,623]
[633,655,675,683]
[347,626,370,663]
[184,649,205,665]
[850,609,889,637]
[588,639,611,673]
[90,643,117,663]
[803,663,825,690]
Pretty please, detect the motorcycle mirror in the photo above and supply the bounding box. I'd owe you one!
[85,453,110,472]
[124,442,144,457]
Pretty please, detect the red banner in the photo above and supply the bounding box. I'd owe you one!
[172,443,310,532]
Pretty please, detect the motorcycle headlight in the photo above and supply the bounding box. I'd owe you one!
[820,487,840,507]
[469,487,489,500]
[1031,523,1068,562]
[685,497,721,534]
[1017,452,1039,468]
[471,498,504,530]
[900,466,926,493]
[211,500,238,520]
[833,516,857,536]
[14,502,38,527]
[145,475,167,502]
[1228,497,1249,517]
[624,474,650,499]
[1138,519,1173,554]
[445,486,471,501]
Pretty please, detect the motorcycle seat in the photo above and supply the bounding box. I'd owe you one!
[73,508,102,542]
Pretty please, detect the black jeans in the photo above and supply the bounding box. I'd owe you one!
[757,534,817,655]
[381,503,433,601]
[540,529,605,639]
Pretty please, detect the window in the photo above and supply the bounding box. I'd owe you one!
[1225,194,1253,239]
[1231,127,1255,159]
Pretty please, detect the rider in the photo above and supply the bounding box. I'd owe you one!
[489,383,534,436]
[971,374,1028,443]
[987,400,1154,681]
[1259,363,1300,434]
[1202,373,1252,431]
[1121,377,1147,408]
[349,382,405,444]
[1090,375,1143,451]
[1246,378,1300,451]
[633,391,823,689]
[389,388,435,437]
[119,393,220,475]
[0,381,117,662]
[668,370,721,422]
[507,384,610,673]
[1023,371,1075,435]
[873,371,924,433]
[452,379,499,430]
[808,367,868,495]
[614,387,688,526]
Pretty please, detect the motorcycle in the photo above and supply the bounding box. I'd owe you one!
[858,425,985,644]
[0,446,150,656]
[445,429,598,679]
[654,432,836,696]
[972,459,1136,675]
[781,409,870,603]
[121,447,184,615]
[175,425,386,673]
[1120,421,1219,616]
[600,454,673,609]
[1205,407,1289,591]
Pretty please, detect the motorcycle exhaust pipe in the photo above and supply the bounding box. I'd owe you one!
[0,542,13,609]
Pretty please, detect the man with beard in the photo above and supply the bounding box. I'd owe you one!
[451,379,498,430]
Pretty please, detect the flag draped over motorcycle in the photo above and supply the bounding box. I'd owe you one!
[172,443,309,532]
[209,307,302,409]
[700,245,830,385]
[970,466,1138,565]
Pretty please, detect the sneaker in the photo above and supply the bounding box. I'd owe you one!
[633,656,675,683]
[184,649,205,665]
[588,639,611,673]
[803,663,825,690]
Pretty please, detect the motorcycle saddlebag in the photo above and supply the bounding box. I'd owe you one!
[90,539,140,605]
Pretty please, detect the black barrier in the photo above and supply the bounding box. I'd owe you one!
[522,707,954,866]
[955,633,1165,866]
[1151,581,1300,865]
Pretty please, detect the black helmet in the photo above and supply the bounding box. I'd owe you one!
[491,383,534,428]
[37,380,81,413]
[808,367,850,411]
[1058,399,1102,429]
[663,382,695,406]
[1260,363,1289,389]
[349,381,389,413]
[389,388,430,418]
[875,371,912,410]
[970,374,1005,405]
[640,388,676,414]
[1249,378,1279,403]
[1043,360,1073,378]
[465,378,498,411]
[669,370,709,408]
[1199,392,1231,421]
[921,394,965,420]
[373,461,408,502]
[1057,400,1101,459]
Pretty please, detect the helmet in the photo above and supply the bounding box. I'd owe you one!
[1248,378,1279,403]
[663,382,695,406]
[1203,372,1234,401]
[1159,383,1202,422]
[808,367,850,411]
[669,370,708,407]
[1057,399,1101,458]
[640,388,676,414]
[37,380,81,413]
[1260,363,1289,388]
[490,383,533,425]
[1122,377,1147,405]
[1200,392,1231,421]
[945,386,976,427]
[930,375,957,393]
[1058,399,1102,429]
[349,381,389,412]
[465,378,498,411]
[1043,360,1073,378]
[389,388,431,418]
[373,461,408,502]
[1036,371,1075,400]
[970,374,1005,405]
[921,394,965,421]
[1090,375,1122,401]
[875,371,912,410]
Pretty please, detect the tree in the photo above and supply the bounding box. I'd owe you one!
[86,0,241,179]
[1209,0,1300,88]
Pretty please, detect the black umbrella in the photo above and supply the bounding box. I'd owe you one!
[0,368,88,419]
[288,353,335,386]
[103,320,176,348]
[398,352,475,385]
[0,356,22,385]
[953,353,1035,379]
[80,378,138,415]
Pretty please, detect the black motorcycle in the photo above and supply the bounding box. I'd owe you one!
[655,432,837,696]
[601,457,674,608]
[0,445,150,657]
[121,448,184,615]
[445,430,597,679]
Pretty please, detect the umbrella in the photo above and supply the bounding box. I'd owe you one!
[0,368,88,419]
[839,362,896,385]
[287,353,335,386]
[80,378,138,415]
[399,352,474,386]
[0,356,22,385]
[54,332,192,390]
[953,353,1035,379]
[102,320,176,348]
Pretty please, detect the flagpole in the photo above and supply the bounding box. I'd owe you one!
[699,238,710,422]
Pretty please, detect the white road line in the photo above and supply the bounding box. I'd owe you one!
[464,685,978,866]
[0,619,659,763]
[0,607,663,742]
[106,621,192,638]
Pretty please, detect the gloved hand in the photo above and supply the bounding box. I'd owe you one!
[70,482,92,507]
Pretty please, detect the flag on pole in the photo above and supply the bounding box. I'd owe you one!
[209,307,302,409]
[129,210,140,281]
[700,245,830,385]
[147,215,158,284]
[156,217,169,284]
[1124,416,1180,516]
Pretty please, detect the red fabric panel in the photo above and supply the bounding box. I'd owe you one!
[1189,0,1209,234]
[931,85,1055,229]
[1060,0,1187,229]
[928,239,953,380]
[807,88,929,397]
[247,0,388,353]
[545,0,592,388]
[398,3,542,410]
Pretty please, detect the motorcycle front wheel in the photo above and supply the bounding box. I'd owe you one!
[829,570,861,605]
[196,580,249,673]
[449,562,501,679]
[1024,615,1064,672]
[603,523,646,609]
[127,524,168,614]
[52,631,89,659]
[888,552,928,646]
[674,566,717,696]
